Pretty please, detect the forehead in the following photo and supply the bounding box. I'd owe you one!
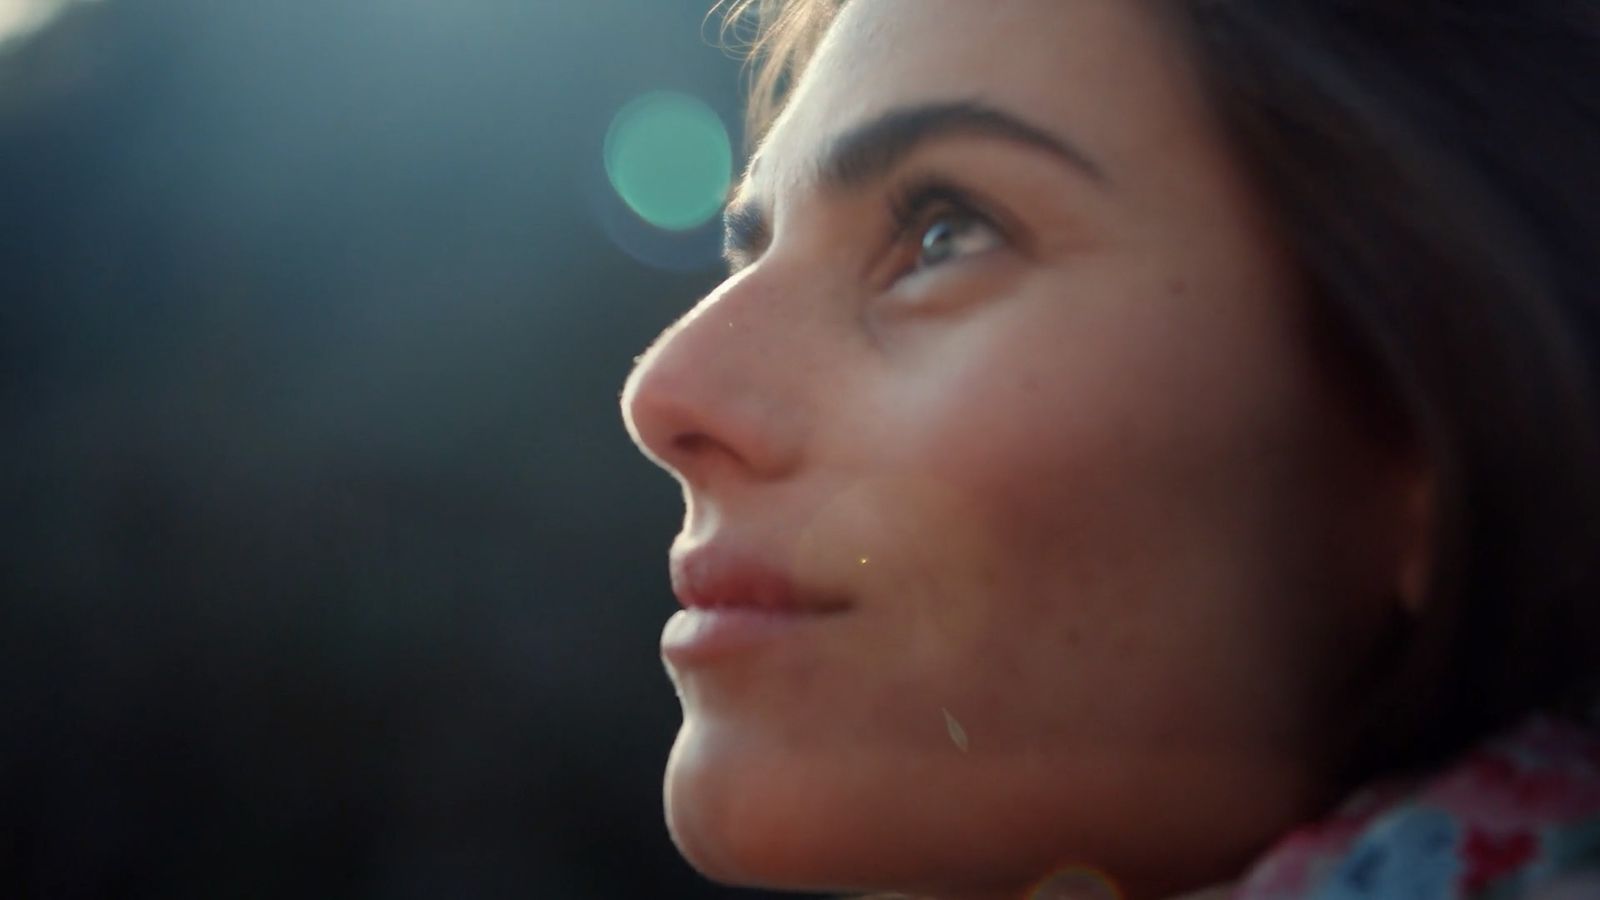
[748,0,1200,198]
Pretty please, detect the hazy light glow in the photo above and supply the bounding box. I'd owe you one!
[0,0,95,48]
[1028,867,1124,900]
[603,90,732,232]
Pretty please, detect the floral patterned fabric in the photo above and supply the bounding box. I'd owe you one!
[1236,715,1600,899]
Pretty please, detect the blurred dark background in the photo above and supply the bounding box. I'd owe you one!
[0,1,812,897]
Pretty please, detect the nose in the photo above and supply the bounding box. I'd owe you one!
[621,270,809,487]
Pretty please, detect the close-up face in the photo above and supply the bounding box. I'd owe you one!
[622,0,1425,897]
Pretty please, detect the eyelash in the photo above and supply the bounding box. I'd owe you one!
[886,179,1006,275]
[719,179,1007,279]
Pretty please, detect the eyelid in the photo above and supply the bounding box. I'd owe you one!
[719,175,1017,279]
[885,177,1012,275]
[889,180,983,237]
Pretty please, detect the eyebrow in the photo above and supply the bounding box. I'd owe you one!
[723,99,1107,266]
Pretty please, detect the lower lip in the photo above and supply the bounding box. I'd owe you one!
[660,606,845,665]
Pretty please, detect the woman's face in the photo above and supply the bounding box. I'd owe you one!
[622,0,1423,896]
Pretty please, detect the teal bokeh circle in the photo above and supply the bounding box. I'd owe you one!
[604,91,732,232]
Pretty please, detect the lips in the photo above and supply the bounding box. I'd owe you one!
[662,544,852,666]
[669,545,852,614]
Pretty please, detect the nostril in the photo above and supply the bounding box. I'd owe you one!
[672,432,717,458]
[621,372,726,475]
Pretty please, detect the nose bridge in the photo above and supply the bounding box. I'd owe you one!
[622,263,820,482]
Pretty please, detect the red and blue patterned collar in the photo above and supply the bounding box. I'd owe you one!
[1236,714,1600,899]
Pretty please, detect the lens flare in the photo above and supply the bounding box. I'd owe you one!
[0,0,98,49]
[1028,866,1124,900]
[603,90,732,232]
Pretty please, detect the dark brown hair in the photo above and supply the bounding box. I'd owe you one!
[717,0,1600,785]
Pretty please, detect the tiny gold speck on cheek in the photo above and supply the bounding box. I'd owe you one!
[858,556,870,565]
[942,707,969,753]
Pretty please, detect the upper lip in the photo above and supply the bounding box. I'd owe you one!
[670,544,852,613]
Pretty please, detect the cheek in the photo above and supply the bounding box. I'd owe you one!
[849,278,1347,734]
[835,351,1142,733]
[876,263,1324,569]
[871,311,1164,595]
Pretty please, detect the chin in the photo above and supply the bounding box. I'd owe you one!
[660,719,1059,899]
[663,723,828,890]
[664,718,926,895]
[660,715,1316,900]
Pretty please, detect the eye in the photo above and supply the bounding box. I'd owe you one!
[888,181,1007,280]
[914,210,1003,271]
